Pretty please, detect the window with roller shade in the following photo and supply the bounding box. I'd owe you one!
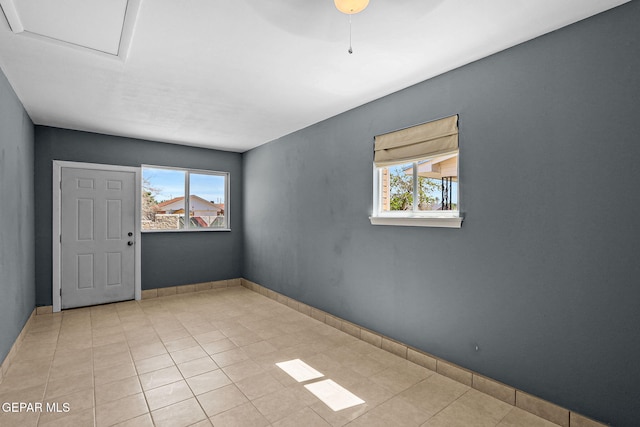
[370,115,463,228]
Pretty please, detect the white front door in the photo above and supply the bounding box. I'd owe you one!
[59,166,137,309]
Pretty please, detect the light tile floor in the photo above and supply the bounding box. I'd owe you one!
[0,287,561,427]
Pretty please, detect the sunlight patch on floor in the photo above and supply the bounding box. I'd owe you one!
[276,359,365,411]
[276,359,324,382]
[305,379,366,411]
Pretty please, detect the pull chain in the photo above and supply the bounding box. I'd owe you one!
[348,14,353,54]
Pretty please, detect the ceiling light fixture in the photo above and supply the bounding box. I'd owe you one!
[334,0,369,15]
[334,0,369,54]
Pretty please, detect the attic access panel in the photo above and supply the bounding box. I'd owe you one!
[0,0,133,56]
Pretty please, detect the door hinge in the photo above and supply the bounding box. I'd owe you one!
[60,235,62,243]
[60,288,62,296]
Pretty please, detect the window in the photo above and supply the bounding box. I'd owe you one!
[142,166,229,231]
[370,115,463,228]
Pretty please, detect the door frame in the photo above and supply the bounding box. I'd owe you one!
[52,160,142,312]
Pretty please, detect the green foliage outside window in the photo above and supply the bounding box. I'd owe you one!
[389,169,441,211]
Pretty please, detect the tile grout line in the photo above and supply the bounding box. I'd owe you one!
[90,310,97,427]
[424,387,472,425]
[35,315,59,427]
[118,300,152,427]
[238,278,608,427]
[29,282,607,427]
[496,403,516,426]
[137,286,515,425]
[173,313,220,426]
[141,297,223,425]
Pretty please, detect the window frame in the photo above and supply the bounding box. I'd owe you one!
[141,165,230,232]
[370,150,463,228]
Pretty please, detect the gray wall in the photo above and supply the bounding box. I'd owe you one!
[35,127,243,306]
[243,3,640,426]
[0,67,35,363]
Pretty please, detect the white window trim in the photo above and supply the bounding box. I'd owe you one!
[142,165,230,233]
[369,215,463,228]
[369,158,463,229]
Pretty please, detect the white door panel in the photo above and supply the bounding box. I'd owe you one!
[60,167,136,309]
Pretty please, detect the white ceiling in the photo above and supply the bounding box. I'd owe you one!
[0,0,630,152]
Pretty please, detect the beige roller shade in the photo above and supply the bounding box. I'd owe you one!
[374,115,458,166]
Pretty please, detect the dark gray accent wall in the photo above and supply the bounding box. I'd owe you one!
[243,3,640,426]
[35,127,243,306]
[0,67,35,363]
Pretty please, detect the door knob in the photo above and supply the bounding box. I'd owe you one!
[128,232,133,236]
[128,241,134,246]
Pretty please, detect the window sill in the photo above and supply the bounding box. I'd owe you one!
[142,228,231,233]
[369,215,463,228]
